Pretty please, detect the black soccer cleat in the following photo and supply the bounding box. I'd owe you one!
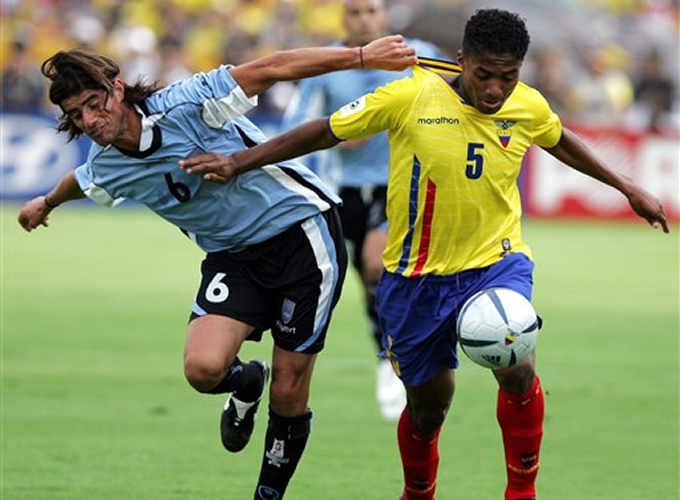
[220,360,269,453]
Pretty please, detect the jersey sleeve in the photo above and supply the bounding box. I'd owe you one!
[529,89,563,148]
[328,77,416,141]
[149,66,258,128]
[74,160,125,208]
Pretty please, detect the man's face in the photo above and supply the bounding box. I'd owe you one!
[458,52,522,114]
[343,0,387,46]
[61,81,126,146]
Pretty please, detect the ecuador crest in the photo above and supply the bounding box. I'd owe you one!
[495,119,517,148]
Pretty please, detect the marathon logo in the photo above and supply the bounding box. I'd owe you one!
[417,116,460,125]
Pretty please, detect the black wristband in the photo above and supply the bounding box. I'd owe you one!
[44,196,58,209]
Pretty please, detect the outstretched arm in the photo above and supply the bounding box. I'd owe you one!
[180,118,338,183]
[544,127,669,233]
[230,35,416,97]
[17,171,85,232]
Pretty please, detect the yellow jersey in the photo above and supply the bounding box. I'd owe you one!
[329,65,562,277]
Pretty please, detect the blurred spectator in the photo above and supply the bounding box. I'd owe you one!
[157,36,192,86]
[0,0,677,131]
[568,43,635,126]
[110,24,161,84]
[0,39,45,114]
[297,0,345,43]
[630,48,676,133]
[530,46,573,117]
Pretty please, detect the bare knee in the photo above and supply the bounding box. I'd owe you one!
[406,368,455,435]
[184,355,230,393]
[183,315,249,393]
[494,355,536,394]
[409,402,450,435]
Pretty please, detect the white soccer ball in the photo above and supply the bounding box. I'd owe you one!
[457,288,540,369]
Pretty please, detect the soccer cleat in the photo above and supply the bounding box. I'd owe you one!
[220,360,269,453]
[376,359,406,421]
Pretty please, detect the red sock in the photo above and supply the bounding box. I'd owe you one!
[497,375,544,500]
[397,407,440,500]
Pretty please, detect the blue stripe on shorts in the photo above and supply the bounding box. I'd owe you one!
[376,253,535,386]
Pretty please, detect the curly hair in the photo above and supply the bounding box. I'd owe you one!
[462,9,531,61]
[41,49,160,141]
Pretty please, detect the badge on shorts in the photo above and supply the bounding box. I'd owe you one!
[281,298,296,324]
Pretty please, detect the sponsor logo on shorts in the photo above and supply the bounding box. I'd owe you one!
[281,298,296,324]
[275,320,297,335]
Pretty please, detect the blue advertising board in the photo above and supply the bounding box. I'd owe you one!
[1,113,92,200]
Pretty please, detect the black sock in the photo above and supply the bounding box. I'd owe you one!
[207,358,264,402]
[254,408,313,500]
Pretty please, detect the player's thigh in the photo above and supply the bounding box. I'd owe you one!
[184,314,254,383]
[269,346,318,416]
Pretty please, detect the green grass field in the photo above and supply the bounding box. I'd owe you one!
[2,204,678,500]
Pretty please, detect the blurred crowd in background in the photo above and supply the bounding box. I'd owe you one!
[1,0,679,133]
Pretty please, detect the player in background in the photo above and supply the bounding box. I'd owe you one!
[178,9,669,500]
[282,0,447,421]
[17,37,416,500]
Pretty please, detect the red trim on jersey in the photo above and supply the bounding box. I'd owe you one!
[411,179,436,277]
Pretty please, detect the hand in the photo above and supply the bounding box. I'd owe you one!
[626,186,670,233]
[361,35,417,71]
[17,196,52,232]
[179,153,237,184]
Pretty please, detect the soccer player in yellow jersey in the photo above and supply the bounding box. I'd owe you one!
[181,9,669,500]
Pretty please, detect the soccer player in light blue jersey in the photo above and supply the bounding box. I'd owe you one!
[17,37,416,500]
[283,0,447,421]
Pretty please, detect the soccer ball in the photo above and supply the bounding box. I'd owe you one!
[457,288,540,369]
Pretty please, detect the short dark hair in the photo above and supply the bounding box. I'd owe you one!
[462,9,531,61]
[41,49,159,140]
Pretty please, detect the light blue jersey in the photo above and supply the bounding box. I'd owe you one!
[282,39,446,188]
[74,66,340,253]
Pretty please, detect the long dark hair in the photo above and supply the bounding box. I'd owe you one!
[41,49,160,141]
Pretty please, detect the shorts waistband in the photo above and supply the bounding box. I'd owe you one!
[387,264,492,290]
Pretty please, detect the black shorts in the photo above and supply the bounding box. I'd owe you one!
[338,186,387,271]
[190,208,348,354]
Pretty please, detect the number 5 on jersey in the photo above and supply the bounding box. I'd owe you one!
[466,142,484,179]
